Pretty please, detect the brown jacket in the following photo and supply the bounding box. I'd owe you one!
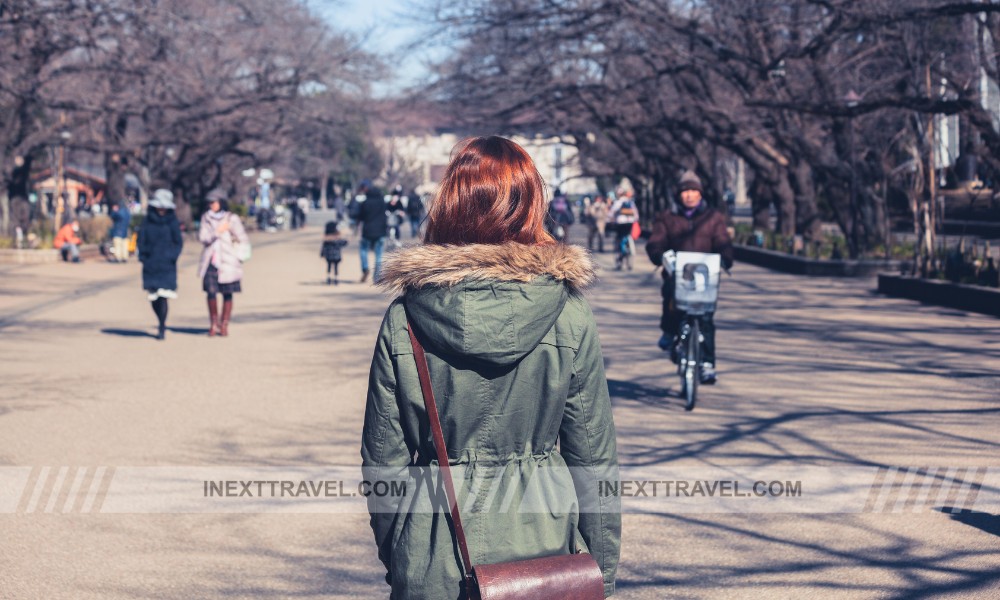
[645,204,734,269]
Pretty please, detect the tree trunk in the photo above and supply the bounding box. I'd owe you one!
[0,190,9,238]
[7,157,33,236]
[792,161,822,241]
[775,171,796,239]
[105,152,127,205]
[750,177,771,230]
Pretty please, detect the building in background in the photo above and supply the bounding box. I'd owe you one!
[378,131,596,198]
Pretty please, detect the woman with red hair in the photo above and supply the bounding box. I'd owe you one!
[362,136,621,599]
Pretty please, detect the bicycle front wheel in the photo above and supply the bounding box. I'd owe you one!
[684,319,700,411]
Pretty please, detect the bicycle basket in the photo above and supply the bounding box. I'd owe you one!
[673,252,721,313]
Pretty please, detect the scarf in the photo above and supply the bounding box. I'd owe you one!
[683,201,706,220]
[204,210,230,267]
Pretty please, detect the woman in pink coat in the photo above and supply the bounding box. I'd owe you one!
[198,189,248,337]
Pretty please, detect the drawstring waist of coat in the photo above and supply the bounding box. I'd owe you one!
[418,447,559,467]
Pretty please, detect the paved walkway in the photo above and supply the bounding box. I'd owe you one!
[1,216,998,599]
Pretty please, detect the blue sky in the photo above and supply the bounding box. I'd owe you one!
[312,0,433,92]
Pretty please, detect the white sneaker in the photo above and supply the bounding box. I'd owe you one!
[701,364,717,385]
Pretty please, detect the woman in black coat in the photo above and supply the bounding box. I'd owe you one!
[138,189,184,340]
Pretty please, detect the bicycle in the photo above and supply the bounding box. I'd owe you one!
[663,250,721,411]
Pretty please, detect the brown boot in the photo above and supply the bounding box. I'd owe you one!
[207,297,219,337]
[219,298,233,337]
[360,269,369,283]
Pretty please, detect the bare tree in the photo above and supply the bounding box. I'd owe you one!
[0,0,381,235]
[417,0,1000,262]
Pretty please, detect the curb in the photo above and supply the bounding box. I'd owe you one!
[734,245,908,277]
[877,274,1000,317]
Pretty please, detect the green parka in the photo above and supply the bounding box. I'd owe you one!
[362,242,621,599]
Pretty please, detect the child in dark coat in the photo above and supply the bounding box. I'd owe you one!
[320,221,348,285]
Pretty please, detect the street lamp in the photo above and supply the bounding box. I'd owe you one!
[845,90,862,259]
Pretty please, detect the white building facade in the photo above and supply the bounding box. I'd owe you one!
[378,132,597,197]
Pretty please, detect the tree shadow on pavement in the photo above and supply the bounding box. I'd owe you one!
[74,514,384,599]
[617,512,1000,599]
[618,405,1000,468]
[608,378,680,409]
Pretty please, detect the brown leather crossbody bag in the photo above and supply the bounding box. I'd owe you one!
[407,323,606,600]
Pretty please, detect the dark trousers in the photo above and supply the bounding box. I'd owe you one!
[661,277,717,365]
[587,226,605,252]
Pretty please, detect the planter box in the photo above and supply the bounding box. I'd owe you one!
[734,245,907,277]
[0,244,101,264]
[0,248,60,264]
[878,274,1000,317]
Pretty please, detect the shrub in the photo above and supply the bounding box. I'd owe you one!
[79,214,113,244]
[29,216,55,247]
[229,203,248,218]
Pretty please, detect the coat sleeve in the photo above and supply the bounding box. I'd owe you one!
[711,213,734,270]
[361,310,412,583]
[198,216,216,245]
[169,218,184,262]
[645,212,670,265]
[229,213,248,245]
[559,301,621,597]
[136,221,149,263]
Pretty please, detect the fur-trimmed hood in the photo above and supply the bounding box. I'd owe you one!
[377,242,596,294]
[379,242,598,366]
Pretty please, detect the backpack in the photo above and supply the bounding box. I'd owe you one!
[406,195,424,217]
[347,197,362,220]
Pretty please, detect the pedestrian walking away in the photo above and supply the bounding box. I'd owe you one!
[608,190,640,270]
[53,220,83,263]
[645,170,734,384]
[320,221,348,285]
[198,189,248,337]
[386,186,407,248]
[547,187,575,242]
[405,189,424,238]
[109,200,132,262]
[587,195,609,252]
[356,182,388,282]
[137,189,183,340]
[362,136,621,600]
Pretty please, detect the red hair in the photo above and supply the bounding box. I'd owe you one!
[424,136,553,246]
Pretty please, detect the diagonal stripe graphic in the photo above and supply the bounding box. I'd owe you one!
[80,467,107,514]
[44,467,69,513]
[23,466,50,514]
[61,467,87,514]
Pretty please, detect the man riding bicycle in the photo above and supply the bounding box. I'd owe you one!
[645,171,733,384]
[609,189,640,270]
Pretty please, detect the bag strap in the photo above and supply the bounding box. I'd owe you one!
[406,322,476,580]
